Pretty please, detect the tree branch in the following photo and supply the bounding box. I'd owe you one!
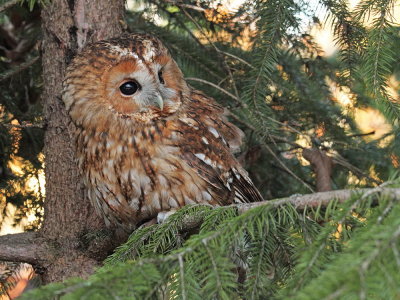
[174,187,400,233]
[1,188,399,266]
[236,187,400,213]
[186,77,239,102]
[303,148,333,192]
[0,232,51,265]
[0,0,18,13]
[162,0,205,12]
[0,56,40,82]
[1,122,44,129]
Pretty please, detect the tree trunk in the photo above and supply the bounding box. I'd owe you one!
[0,0,125,284]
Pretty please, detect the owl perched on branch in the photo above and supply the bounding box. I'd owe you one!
[63,33,263,232]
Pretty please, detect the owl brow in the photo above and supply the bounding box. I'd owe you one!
[135,54,159,81]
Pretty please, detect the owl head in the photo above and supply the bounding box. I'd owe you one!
[63,33,189,129]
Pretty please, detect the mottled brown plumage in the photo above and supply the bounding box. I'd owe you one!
[63,33,263,231]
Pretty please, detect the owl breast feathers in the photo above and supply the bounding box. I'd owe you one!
[63,33,263,231]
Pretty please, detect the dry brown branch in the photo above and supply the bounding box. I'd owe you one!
[0,233,51,265]
[0,56,40,82]
[186,77,239,102]
[303,148,333,192]
[0,0,18,13]
[219,50,254,69]
[163,0,205,12]
[264,143,315,192]
[1,122,44,129]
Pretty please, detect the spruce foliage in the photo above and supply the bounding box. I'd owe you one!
[1,0,400,298]
[21,182,400,299]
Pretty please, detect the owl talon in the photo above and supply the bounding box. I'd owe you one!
[138,218,157,229]
[157,209,178,224]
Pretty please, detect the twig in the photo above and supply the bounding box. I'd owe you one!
[227,111,255,130]
[0,0,18,13]
[347,131,375,138]
[229,113,380,186]
[332,153,382,185]
[266,116,309,139]
[1,122,44,129]
[219,50,254,69]
[155,3,206,51]
[163,0,205,12]
[263,143,315,192]
[186,77,239,102]
[181,7,242,103]
[0,56,40,82]
[170,44,222,79]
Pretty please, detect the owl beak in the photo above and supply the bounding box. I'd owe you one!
[154,93,164,111]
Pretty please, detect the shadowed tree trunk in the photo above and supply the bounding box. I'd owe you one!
[39,0,125,283]
[0,0,125,284]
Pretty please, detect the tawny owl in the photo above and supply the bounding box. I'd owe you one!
[63,33,263,232]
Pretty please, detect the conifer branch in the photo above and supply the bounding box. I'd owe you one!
[1,122,44,129]
[0,0,19,13]
[142,187,400,233]
[163,0,205,12]
[186,77,239,103]
[235,187,400,213]
[263,143,315,192]
[0,233,50,265]
[0,56,40,82]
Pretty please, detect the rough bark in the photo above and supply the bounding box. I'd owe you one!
[23,0,124,283]
[0,233,49,265]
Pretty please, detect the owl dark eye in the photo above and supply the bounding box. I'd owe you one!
[120,81,139,96]
[158,71,165,84]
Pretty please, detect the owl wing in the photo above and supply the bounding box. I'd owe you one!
[175,90,263,205]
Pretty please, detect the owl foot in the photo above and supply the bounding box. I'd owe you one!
[137,209,178,229]
[138,218,158,229]
[157,209,178,224]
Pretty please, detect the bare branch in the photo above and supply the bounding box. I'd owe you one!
[181,7,242,102]
[0,56,40,82]
[0,0,18,13]
[332,153,382,185]
[219,50,254,69]
[186,77,239,103]
[235,187,400,214]
[163,187,400,235]
[263,143,315,192]
[162,0,205,12]
[1,122,44,129]
[0,233,51,265]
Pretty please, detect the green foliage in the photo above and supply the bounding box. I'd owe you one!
[358,1,400,124]
[280,189,400,299]
[21,183,400,299]
[0,0,43,231]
